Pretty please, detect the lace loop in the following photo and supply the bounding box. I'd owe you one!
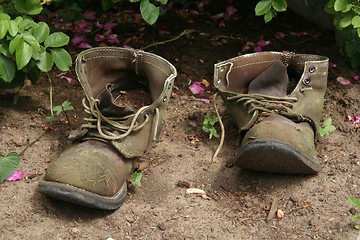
[80,97,149,140]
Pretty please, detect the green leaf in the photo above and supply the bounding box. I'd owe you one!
[16,39,33,70]
[37,51,53,72]
[0,13,11,21]
[130,171,142,187]
[352,15,360,28]
[0,19,9,39]
[323,117,332,126]
[156,0,168,4]
[334,0,349,12]
[53,105,63,116]
[339,15,352,28]
[325,0,336,14]
[34,22,49,43]
[140,0,160,25]
[0,55,16,82]
[9,35,22,54]
[51,48,72,71]
[24,0,43,15]
[62,100,74,111]
[0,152,21,184]
[14,0,26,13]
[44,32,69,48]
[8,20,19,37]
[255,0,272,16]
[264,8,277,23]
[272,0,287,12]
[23,33,41,59]
[348,196,360,209]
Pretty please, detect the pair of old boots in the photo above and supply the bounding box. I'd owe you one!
[38,47,329,210]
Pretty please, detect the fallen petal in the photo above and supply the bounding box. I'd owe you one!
[103,23,118,30]
[199,98,210,104]
[84,11,96,20]
[336,76,352,85]
[78,42,92,49]
[189,82,205,95]
[6,171,23,181]
[329,60,337,68]
[353,75,359,81]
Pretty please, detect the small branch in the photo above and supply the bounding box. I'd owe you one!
[212,93,225,161]
[19,130,47,156]
[47,72,54,116]
[143,29,191,51]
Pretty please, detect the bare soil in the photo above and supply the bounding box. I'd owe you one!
[1,2,360,239]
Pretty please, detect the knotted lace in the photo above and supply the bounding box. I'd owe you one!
[228,93,301,130]
[78,97,154,141]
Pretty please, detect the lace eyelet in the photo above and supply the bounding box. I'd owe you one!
[303,77,311,85]
[309,66,316,73]
[163,96,168,102]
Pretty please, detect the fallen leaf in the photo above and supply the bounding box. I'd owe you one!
[201,79,210,87]
[200,194,211,200]
[186,188,206,195]
[276,209,285,219]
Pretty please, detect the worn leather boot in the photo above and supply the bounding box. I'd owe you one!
[38,47,177,209]
[214,52,328,174]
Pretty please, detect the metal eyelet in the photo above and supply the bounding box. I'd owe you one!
[219,66,225,72]
[309,66,316,73]
[303,77,311,85]
[217,78,222,84]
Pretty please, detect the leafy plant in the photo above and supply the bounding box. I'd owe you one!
[255,0,287,23]
[38,100,74,123]
[129,0,168,25]
[348,195,360,229]
[0,152,21,184]
[318,117,336,137]
[202,112,220,139]
[0,0,72,89]
[130,171,142,187]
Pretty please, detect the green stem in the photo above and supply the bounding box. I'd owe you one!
[47,72,54,116]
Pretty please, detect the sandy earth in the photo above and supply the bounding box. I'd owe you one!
[0,2,360,240]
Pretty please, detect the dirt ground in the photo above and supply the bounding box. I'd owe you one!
[1,2,360,240]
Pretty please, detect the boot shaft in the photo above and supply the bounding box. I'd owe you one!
[214,51,329,131]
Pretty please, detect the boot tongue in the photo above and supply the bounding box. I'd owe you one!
[248,60,289,97]
[98,84,135,117]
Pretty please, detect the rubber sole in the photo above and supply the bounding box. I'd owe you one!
[38,181,127,210]
[234,140,321,174]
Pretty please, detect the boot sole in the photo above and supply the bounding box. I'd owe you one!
[235,140,321,174]
[38,181,127,210]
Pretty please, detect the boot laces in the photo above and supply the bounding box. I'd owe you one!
[78,97,156,141]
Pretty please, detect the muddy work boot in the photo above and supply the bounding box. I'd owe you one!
[214,52,328,174]
[38,47,177,209]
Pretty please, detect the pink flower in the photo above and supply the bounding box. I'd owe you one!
[6,171,23,181]
[189,82,205,95]
[353,75,359,81]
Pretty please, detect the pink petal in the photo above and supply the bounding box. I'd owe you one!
[353,75,359,81]
[336,76,352,85]
[226,5,237,15]
[275,32,286,39]
[107,34,120,44]
[199,98,210,104]
[329,60,337,68]
[60,75,73,84]
[122,45,133,49]
[71,36,87,45]
[78,42,92,49]
[103,23,118,30]
[254,46,263,52]
[6,171,23,181]
[95,34,106,42]
[189,82,205,95]
[173,86,179,91]
[209,13,224,19]
[84,11,96,20]
[256,40,270,48]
